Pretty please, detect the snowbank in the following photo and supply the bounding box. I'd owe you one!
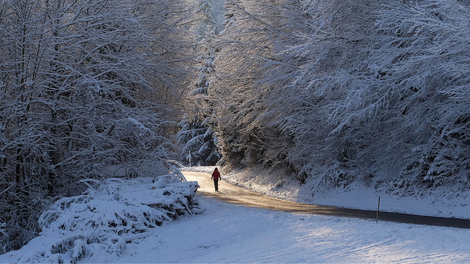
[181,166,217,174]
[2,176,202,264]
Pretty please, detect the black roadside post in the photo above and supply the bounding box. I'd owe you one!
[376,196,381,223]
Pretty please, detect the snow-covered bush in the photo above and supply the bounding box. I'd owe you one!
[11,175,201,264]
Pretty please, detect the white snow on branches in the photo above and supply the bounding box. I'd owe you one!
[10,176,201,264]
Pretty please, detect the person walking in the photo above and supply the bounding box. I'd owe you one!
[211,167,222,191]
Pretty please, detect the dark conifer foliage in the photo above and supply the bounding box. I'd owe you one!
[177,0,221,167]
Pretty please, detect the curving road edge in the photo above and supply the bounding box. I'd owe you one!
[182,171,470,229]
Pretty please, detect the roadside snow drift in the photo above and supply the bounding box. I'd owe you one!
[6,176,201,264]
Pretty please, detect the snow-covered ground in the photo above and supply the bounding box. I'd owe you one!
[184,166,470,219]
[0,175,201,264]
[4,196,470,263]
[116,197,470,263]
[2,166,470,263]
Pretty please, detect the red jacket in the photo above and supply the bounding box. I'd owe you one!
[211,168,221,181]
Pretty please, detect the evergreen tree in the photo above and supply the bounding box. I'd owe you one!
[193,0,216,39]
[177,2,221,166]
[196,0,215,24]
[177,31,220,166]
[177,117,220,166]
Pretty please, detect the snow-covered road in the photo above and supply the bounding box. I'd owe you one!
[115,196,470,263]
[2,171,470,263]
[114,171,470,263]
[183,171,470,228]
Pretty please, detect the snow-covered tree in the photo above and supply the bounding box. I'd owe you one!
[177,117,220,166]
[176,1,222,167]
[178,35,220,166]
[192,0,226,36]
[214,0,470,194]
[355,0,470,191]
[286,0,470,191]
[259,0,378,185]
[0,0,192,253]
[211,0,299,168]
[196,0,215,25]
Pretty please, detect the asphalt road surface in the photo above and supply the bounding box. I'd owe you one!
[182,171,470,229]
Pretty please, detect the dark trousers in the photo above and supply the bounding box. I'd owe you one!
[214,180,219,191]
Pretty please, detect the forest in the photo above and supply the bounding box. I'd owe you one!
[2,0,470,254]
